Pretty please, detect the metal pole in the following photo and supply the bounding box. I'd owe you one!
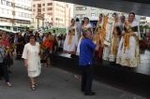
[37,18,39,29]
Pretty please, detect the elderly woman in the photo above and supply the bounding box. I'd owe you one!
[22,35,41,91]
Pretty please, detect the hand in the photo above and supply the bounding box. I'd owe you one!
[95,44,100,51]
[24,60,28,67]
[122,31,125,36]
[93,40,97,45]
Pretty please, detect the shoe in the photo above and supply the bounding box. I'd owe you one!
[84,92,95,96]
[30,84,36,91]
[6,82,12,87]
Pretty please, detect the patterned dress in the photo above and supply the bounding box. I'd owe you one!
[63,25,78,54]
[102,16,115,61]
[116,20,141,67]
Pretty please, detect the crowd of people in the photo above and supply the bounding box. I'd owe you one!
[62,12,143,95]
[0,11,144,96]
[0,30,65,89]
[64,12,142,68]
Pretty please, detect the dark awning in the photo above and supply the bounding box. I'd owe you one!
[54,0,150,17]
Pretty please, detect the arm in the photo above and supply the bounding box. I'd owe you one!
[88,40,98,51]
[22,44,28,67]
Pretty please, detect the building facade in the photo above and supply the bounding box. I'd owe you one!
[32,0,73,29]
[74,4,150,27]
[0,0,32,31]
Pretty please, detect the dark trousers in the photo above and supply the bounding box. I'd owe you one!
[80,65,93,93]
[16,45,23,59]
[0,63,9,82]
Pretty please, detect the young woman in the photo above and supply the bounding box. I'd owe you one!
[22,35,41,91]
[76,17,93,55]
[116,12,141,67]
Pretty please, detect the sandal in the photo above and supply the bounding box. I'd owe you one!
[34,82,38,86]
[30,84,36,91]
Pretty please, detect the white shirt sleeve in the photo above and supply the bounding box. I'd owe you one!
[22,44,28,59]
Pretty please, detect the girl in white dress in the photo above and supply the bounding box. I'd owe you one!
[22,35,41,91]
[63,19,78,54]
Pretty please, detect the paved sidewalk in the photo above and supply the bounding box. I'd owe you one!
[0,60,146,99]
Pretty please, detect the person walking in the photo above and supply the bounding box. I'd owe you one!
[79,29,99,96]
[0,36,12,87]
[22,35,41,91]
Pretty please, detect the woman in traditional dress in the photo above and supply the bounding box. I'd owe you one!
[93,14,104,60]
[76,17,93,55]
[102,14,115,61]
[74,17,93,80]
[22,35,41,91]
[116,12,141,67]
[108,13,123,62]
[63,19,78,54]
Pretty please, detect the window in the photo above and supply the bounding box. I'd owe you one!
[6,1,11,6]
[18,12,21,16]
[47,7,52,10]
[29,14,31,18]
[43,8,45,11]
[140,16,146,20]
[43,3,45,6]
[76,6,87,11]
[1,0,6,5]
[47,3,52,6]
[91,13,96,17]
[25,13,27,17]
[38,4,41,7]
[38,9,41,12]
[6,9,9,14]
[21,12,24,17]
[0,8,2,13]
[47,13,52,15]
[33,4,36,7]
[91,7,96,10]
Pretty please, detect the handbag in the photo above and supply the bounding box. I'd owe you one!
[6,55,13,65]
[0,52,13,65]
